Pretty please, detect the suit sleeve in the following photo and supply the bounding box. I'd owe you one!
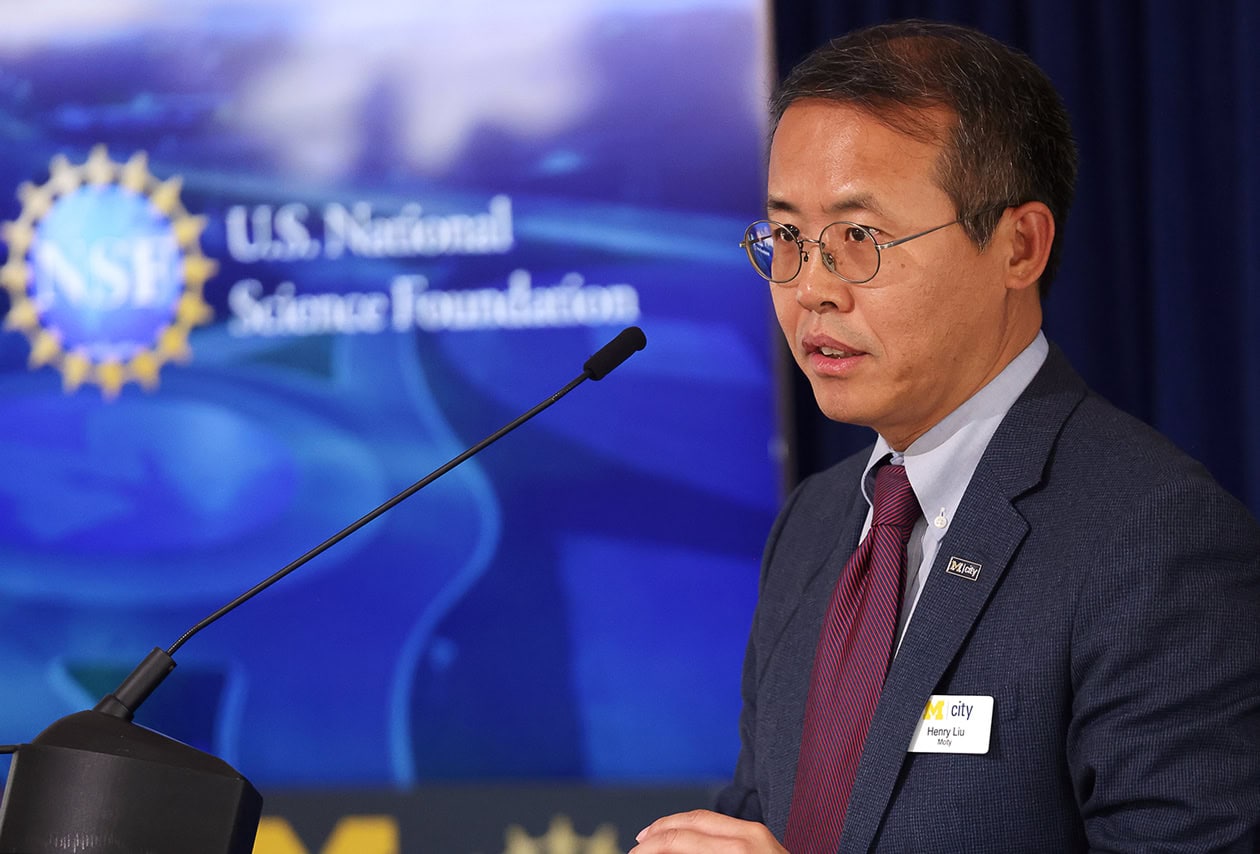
[1068,473,1260,852]
[713,480,812,823]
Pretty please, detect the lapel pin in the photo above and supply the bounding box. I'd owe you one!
[945,556,982,581]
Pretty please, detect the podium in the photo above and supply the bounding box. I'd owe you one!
[0,710,260,854]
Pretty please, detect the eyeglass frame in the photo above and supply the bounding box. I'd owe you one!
[739,211,1000,285]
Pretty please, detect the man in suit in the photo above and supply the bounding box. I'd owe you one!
[632,19,1260,854]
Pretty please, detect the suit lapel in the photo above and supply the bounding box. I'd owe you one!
[837,345,1088,853]
[763,467,873,835]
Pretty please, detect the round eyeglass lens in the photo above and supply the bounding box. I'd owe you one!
[819,222,880,283]
[743,221,800,283]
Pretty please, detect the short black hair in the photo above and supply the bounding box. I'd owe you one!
[772,20,1078,295]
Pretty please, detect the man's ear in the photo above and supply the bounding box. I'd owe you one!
[1001,201,1055,292]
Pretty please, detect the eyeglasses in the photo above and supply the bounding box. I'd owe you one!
[739,218,964,285]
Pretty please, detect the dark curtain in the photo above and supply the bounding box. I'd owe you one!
[772,0,1260,516]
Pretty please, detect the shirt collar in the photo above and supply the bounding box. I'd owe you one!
[860,331,1049,529]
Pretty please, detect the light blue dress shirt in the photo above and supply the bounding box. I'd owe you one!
[855,331,1050,651]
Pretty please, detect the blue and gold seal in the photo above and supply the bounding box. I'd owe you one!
[0,146,215,398]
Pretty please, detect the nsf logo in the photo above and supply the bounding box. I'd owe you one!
[0,146,215,398]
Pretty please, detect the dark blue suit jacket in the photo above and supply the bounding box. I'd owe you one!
[716,345,1260,852]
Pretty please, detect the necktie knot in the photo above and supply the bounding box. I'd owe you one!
[871,462,919,537]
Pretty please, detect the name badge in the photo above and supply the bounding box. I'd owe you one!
[907,695,993,754]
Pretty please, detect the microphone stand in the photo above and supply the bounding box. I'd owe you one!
[0,327,646,854]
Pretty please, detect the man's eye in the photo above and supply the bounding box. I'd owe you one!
[841,225,882,243]
[774,225,799,242]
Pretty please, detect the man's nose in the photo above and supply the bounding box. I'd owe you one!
[793,247,854,312]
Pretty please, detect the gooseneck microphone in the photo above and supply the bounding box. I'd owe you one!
[581,324,645,380]
[0,326,646,854]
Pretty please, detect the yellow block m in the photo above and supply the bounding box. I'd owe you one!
[922,699,944,721]
[254,816,398,854]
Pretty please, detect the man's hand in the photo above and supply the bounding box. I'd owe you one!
[630,809,787,853]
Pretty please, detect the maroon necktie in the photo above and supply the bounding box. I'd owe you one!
[784,462,920,854]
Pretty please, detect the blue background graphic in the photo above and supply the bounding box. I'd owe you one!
[0,0,778,789]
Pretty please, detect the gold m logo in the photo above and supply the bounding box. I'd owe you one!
[923,699,944,721]
[253,816,398,854]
